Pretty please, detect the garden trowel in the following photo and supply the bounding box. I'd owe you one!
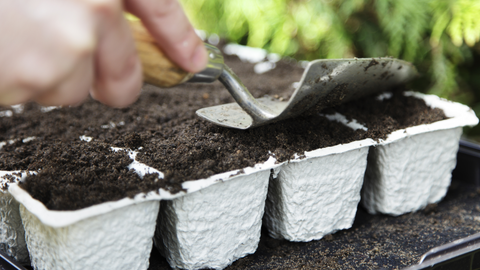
[130,20,418,130]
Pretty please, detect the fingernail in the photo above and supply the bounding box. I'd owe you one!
[190,44,208,73]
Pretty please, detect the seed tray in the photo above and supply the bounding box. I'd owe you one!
[0,92,477,270]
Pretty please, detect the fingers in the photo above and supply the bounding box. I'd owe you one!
[0,0,142,108]
[125,0,208,73]
[0,0,96,106]
[35,56,94,106]
[1,0,196,108]
[89,0,142,108]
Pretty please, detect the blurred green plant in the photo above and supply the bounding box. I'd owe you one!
[180,0,480,106]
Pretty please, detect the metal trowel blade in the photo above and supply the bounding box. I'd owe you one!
[197,57,418,129]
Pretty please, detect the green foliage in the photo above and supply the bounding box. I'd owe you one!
[180,0,480,106]
[374,0,430,61]
[445,0,480,47]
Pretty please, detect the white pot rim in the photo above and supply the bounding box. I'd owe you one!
[377,92,478,145]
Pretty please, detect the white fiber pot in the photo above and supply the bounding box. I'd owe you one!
[262,112,376,242]
[9,184,160,270]
[0,171,30,264]
[154,159,276,270]
[263,139,373,242]
[0,191,29,264]
[361,92,479,216]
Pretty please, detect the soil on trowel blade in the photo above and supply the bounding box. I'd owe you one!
[1,51,445,211]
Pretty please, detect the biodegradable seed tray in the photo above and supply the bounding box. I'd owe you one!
[0,91,477,270]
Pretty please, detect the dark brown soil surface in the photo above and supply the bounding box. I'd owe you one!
[329,91,448,141]
[134,90,446,183]
[147,178,480,270]
[135,115,359,183]
[1,50,445,211]
[13,141,166,211]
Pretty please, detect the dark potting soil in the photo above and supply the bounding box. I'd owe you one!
[328,90,448,141]
[1,51,445,211]
[11,140,168,211]
[133,89,446,183]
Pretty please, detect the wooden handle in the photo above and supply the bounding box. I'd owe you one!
[128,19,192,88]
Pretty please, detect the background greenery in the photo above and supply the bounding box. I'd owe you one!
[179,0,480,137]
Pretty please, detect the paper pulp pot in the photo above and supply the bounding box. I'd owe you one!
[154,169,271,270]
[9,184,160,270]
[263,139,373,242]
[0,191,29,264]
[361,92,479,216]
[0,171,32,265]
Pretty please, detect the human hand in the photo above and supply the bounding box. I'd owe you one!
[0,0,207,108]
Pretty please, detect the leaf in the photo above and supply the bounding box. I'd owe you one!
[430,11,451,48]
[446,0,480,47]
